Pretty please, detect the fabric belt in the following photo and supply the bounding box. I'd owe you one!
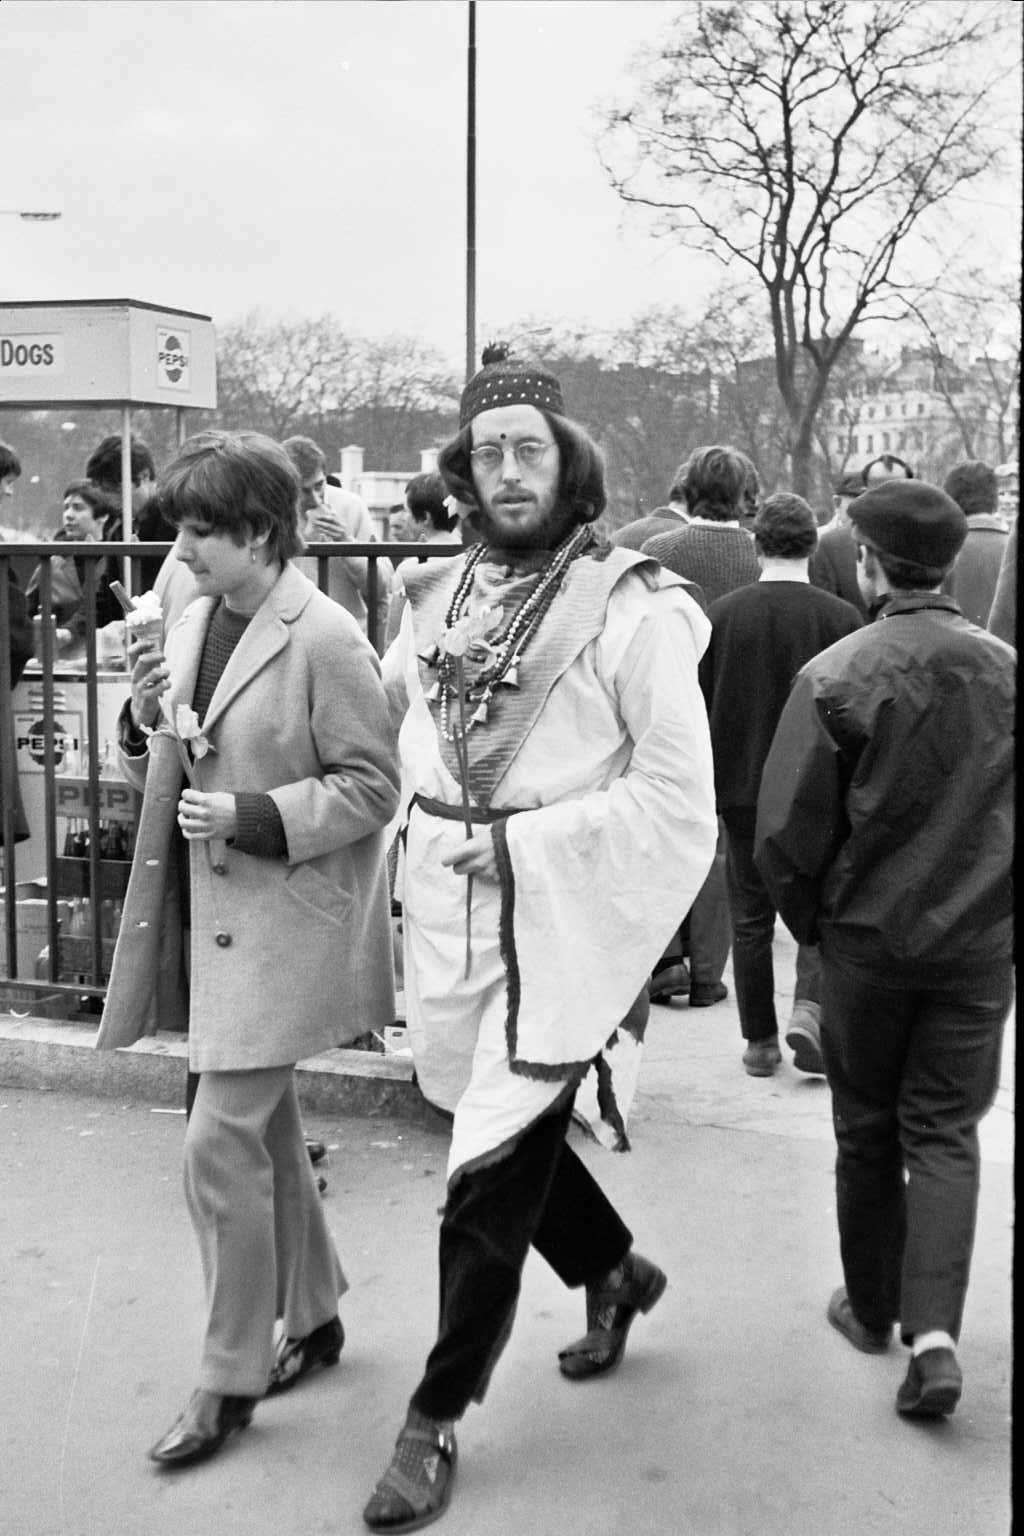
[411,792,524,824]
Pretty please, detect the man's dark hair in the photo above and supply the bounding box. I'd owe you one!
[0,441,21,481]
[63,478,116,522]
[678,445,750,522]
[753,492,818,559]
[85,434,156,489]
[861,453,914,485]
[405,472,455,532]
[867,546,947,590]
[438,410,607,525]
[943,460,998,519]
[158,430,303,564]
[667,461,689,504]
[281,436,326,480]
[834,472,865,499]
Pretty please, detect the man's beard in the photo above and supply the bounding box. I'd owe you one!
[473,496,578,552]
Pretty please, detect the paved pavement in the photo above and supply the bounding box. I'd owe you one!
[0,932,1013,1536]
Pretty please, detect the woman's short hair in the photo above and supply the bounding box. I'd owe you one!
[405,472,454,532]
[437,411,606,525]
[753,492,818,559]
[62,479,114,521]
[158,431,303,564]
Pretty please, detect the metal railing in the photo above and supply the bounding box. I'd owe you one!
[0,539,457,1012]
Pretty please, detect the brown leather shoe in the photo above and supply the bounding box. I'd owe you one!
[148,1388,256,1467]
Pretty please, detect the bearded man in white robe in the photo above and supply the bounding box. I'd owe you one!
[364,347,717,1533]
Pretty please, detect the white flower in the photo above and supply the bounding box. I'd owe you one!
[438,604,500,659]
[174,704,214,760]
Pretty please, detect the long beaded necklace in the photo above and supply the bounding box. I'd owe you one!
[426,523,596,740]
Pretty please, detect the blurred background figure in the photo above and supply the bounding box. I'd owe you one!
[25,480,123,658]
[85,433,175,590]
[861,453,914,487]
[283,435,392,650]
[809,472,872,619]
[384,474,460,647]
[993,461,1018,523]
[941,460,1011,627]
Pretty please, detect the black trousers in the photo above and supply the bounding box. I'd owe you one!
[410,1091,632,1421]
[723,807,821,1041]
[820,949,1011,1345]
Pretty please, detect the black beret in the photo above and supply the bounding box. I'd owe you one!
[459,343,566,428]
[849,480,968,570]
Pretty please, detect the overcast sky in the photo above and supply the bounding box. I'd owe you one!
[1,0,1019,371]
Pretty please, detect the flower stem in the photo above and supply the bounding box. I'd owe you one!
[454,657,474,979]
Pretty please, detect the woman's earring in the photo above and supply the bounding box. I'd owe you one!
[250,547,257,564]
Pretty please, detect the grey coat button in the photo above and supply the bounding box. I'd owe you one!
[215,931,232,948]
[211,861,227,875]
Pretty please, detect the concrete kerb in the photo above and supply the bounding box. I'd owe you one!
[0,1015,442,1125]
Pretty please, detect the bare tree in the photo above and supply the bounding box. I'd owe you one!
[214,312,366,440]
[600,0,1017,496]
[905,276,1020,464]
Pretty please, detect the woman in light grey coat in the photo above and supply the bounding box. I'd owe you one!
[97,431,399,1468]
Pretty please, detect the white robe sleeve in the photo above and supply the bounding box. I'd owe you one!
[497,584,717,1075]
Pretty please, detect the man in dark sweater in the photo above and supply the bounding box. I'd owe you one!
[642,446,761,1005]
[611,460,691,551]
[700,493,861,1075]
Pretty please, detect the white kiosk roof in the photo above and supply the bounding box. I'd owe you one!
[0,298,216,409]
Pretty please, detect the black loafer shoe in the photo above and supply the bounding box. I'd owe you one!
[896,1348,962,1418]
[148,1389,256,1467]
[827,1287,891,1354]
[648,961,690,1004]
[266,1314,344,1396]
[688,981,728,1007]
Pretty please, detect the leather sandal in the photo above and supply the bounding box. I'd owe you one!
[558,1250,667,1381]
[363,1413,457,1533]
[266,1315,344,1396]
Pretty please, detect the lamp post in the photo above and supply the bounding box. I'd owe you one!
[465,1,476,383]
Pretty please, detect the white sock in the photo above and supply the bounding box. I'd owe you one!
[912,1330,956,1357]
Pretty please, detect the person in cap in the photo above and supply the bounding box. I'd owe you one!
[363,346,717,1531]
[754,479,1014,1422]
[809,471,873,618]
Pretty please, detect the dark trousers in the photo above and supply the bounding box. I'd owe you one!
[410,1091,632,1421]
[687,816,732,987]
[723,808,821,1040]
[820,950,1011,1344]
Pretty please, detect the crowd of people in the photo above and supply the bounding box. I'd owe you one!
[0,347,1015,1529]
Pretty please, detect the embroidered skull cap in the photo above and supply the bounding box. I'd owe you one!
[459,342,567,428]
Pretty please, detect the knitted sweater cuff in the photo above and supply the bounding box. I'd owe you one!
[231,792,287,859]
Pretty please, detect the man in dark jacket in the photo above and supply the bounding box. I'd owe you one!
[808,471,869,617]
[755,479,1014,1422]
[700,493,861,1078]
